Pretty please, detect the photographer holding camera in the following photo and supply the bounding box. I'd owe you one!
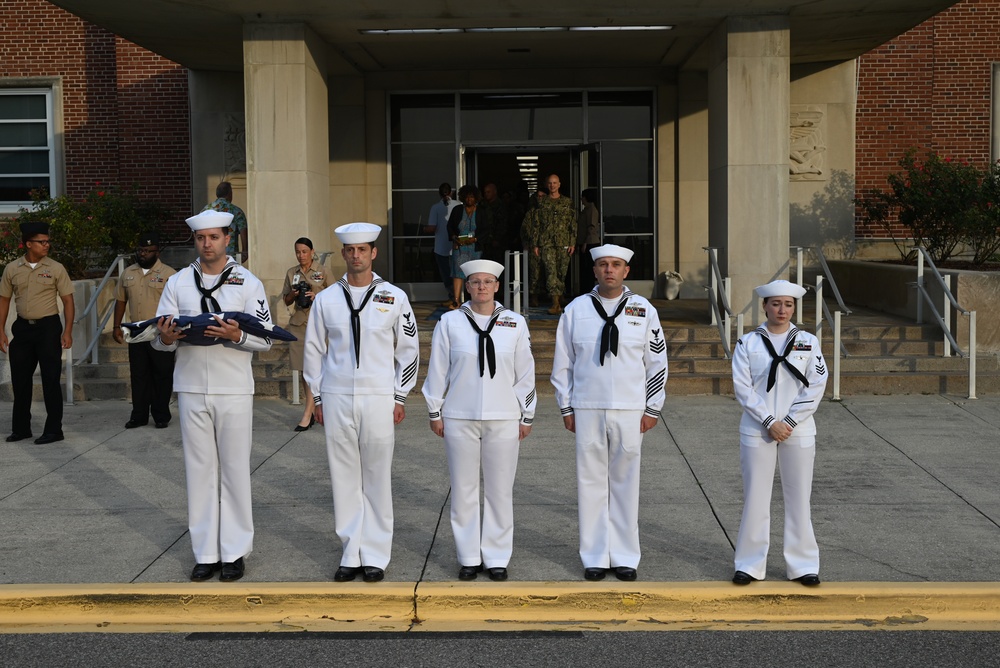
[282,237,334,431]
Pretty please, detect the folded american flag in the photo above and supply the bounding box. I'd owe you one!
[121,312,297,345]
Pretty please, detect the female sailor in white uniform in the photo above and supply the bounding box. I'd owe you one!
[731,279,828,586]
[422,259,536,581]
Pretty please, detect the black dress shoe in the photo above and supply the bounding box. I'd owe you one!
[124,420,146,429]
[584,567,607,581]
[34,433,64,445]
[794,573,821,586]
[6,433,32,442]
[191,562,221,581]
[613,567,637,582]
[458,564,483,581]
[732,570,757,585]
[220,557,245,582]
[155,421,169,429]
[334,566,361,582]
[487,567,508,582]
[293,416,315,432]
[362,566,385,583]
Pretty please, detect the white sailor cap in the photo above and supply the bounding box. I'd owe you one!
[755,279,807,300]
[335,222,382,245]
[460,259,504,278]
[186,209,234,232]
[590,243,634,263]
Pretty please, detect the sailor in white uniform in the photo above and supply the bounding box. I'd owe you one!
[153,209,273,583]
[550,244,668,582]
[303,222,420,584]
[731,279,828,587]
[422,259,536,582]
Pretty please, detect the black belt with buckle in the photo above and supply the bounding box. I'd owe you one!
[20,314,58,326]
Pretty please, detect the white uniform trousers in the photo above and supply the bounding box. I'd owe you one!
[177,392,255,564]
[322,393,395,569]
[575,409,644,569]
[734,434,819,580]
[443,418,521,568]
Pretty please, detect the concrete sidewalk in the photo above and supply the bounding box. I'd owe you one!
[1,394,999,631]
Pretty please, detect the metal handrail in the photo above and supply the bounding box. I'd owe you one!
[702,247,739,359]
[504,250,529,316]
[63,254,129,405]
[910,246,976,399]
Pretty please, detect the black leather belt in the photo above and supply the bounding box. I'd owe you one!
[19,314,58,325]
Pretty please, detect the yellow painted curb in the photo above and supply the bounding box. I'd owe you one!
[415,582,1000,631]
[0,583,416,633]
[2,582,1000,633]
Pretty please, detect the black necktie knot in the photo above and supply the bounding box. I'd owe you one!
[464,310,499,378]
[194,267,233,314]
[591,294,628,366]
[759,331,810,391]
[342,283,378,369]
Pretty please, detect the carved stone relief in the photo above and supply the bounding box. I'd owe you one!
[224,113,246,174]
[789,105,826,181]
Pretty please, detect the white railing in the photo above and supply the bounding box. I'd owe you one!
[64,254,130,405]
[504,250,529,317]
[702,247,740,359]
[910,246,977,399]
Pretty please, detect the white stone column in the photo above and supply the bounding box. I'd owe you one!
[708,16,790,317]
[243,22,330,307]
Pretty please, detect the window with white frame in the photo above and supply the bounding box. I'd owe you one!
[0,88,57,213]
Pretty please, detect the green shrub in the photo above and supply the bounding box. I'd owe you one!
[1,185,170,278]
[857,149,987,264]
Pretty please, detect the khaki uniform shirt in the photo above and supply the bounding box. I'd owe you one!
[115,259,177,322]
[281,261,334,327]
[0,255,73,320]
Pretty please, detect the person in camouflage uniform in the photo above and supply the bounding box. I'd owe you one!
[476,183,508,264]
[522,174,576,314]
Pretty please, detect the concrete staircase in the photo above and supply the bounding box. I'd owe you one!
[7,299,995,402]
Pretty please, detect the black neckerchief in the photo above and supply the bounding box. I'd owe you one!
[461,304,502,378]
[757,327,810,391]
[341,280,380,369]
[590,291,629,366]
[193,265,234,314]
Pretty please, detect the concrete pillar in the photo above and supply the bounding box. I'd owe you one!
[243,22,330,304]
[708,16,790,317]
[677,68,710,298]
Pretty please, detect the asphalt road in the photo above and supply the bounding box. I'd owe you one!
[2,631,999,667]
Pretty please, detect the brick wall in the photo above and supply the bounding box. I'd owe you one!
[0,0,190,238]
[856,0,1000,238]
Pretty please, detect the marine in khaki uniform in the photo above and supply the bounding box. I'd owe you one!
[280,236,333,431]
[522,174,576,314]
[112,232,176,429]
[0,221,74,445]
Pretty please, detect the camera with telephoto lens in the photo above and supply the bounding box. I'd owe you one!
[294,281,313,309]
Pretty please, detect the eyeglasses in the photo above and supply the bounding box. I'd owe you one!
[27,239,52,246]
[136,247,159,255]
[467,279,497,288]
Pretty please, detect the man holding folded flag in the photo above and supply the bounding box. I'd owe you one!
[152,209,273,584]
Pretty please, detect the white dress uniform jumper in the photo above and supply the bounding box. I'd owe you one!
[731,324,828,580]
[152,257,273,564]
[303,273,420,570]
[550,285,668,570]
[422,302,536,569]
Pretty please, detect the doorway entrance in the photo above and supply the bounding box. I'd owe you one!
[463,145,599,296]
[388,90,656,298]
